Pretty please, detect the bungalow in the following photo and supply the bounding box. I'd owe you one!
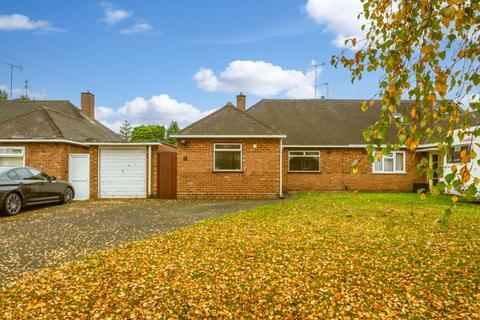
[171,94,431,199]
[0,92,172,200]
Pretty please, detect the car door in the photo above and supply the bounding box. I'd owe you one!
[13,168,40,204]
[27,168,61,201]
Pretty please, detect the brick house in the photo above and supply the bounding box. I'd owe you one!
[172,95,428,199]
[0,92,169,200]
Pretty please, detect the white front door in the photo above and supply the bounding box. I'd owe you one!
[99,148,147,198]
[68,154,90,200]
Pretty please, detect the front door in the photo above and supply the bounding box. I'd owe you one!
[69,154,90,200]
[429,152,439,189]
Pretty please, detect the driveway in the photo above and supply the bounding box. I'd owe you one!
[0,198,277,288]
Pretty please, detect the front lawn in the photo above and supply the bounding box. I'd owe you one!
[1,193,479,319]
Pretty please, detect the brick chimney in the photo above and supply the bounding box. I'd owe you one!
[81,92,95,120]
[236,92,246,111]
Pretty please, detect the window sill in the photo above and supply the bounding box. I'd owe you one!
[372,171,407,175]
[212,170,243,173]
[287,171,321,173]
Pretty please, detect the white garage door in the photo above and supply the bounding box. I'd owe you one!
[100,148,146,198]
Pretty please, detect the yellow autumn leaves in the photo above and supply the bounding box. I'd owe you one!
[1,193,479,319]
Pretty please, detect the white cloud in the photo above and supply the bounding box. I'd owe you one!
[0,14,64,33]
[304,0,365,48]
[0,84,48,100]
[97,94,215,132]
[120,22,153,35]
[194,60,317,98]
[100,1,132,26]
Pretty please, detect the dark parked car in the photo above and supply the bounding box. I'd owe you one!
[0,167,74,216]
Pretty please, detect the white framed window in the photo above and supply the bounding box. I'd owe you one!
[288,151,321,172]
[213,143,242,172]
[446,145,470,164]
[372,151,406,174]
[0,146,25,167]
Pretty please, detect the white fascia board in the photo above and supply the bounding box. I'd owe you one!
[0,139,163,147]
[88,142,163,146]
[283,144,369,148]
[170,134,286,138]
[0,139,88,146]
[283,144,419,149]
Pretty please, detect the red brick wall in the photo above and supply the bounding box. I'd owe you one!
[89,146,99,199]
[283,148,426,192]
[0,142,89,180]
[151,146,158,197]
[177,139,281,199]
[158,144,177,153]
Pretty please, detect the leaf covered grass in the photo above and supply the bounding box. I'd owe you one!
[1,192,479,319]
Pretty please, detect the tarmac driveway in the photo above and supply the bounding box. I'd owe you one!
[0,198,277,288]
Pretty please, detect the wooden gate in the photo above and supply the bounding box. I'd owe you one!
[157,152,177,199]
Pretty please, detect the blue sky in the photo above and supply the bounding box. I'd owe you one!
[0,0,379,130]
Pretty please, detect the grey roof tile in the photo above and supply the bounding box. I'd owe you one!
[0,100,122,142]
[177,104,283,136]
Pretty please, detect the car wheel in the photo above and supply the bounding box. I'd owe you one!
[4,193,22,216]
[63,187,74,204]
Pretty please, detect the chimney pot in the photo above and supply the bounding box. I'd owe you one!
[81,92,95,120]
[236,92,246,111]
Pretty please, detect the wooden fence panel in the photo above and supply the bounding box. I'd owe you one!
[157,152,177,199]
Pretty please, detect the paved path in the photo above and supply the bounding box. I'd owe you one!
[0,198,277,288]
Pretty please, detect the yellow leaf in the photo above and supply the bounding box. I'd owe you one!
[451,196,458,204]
[460,149,469,164]
[460,166,471,183]
[451,164,457,173]
[410,108,416,118]
[361,101,368,112]
[470,148,477,160]
[421,45,432,55]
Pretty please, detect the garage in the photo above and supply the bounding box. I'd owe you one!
[99,148,147,198]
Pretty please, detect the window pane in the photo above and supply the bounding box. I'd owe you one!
[304,157,320,170]
[289,156,319,171]
[384,158,394,172]
[0,157,23,167]
[28,168,49,181]
[447,145,469,164]
[0,148,22,155]
[290,152,304,156]
[305,151,320,156]
[215,151,241,170]
[289,157,303,171]
[6,170,20,180]
[15,168,33,179]
[215,144,241,150]
[374,159,382,171]
[395,153,404,171]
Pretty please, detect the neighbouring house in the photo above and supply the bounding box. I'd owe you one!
[172,94,447,199]
[0,92,174,200]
